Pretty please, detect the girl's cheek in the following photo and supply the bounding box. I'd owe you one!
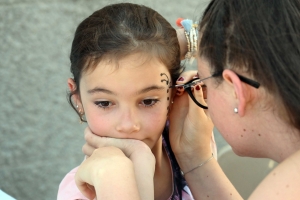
[86,114,110,136]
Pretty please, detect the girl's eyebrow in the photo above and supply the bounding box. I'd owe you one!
[87,85,165,95]
[88,87,114,95]
[137,85,165,95]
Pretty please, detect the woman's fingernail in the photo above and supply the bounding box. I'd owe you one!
[195,85,201,91]
[177,77,184,81]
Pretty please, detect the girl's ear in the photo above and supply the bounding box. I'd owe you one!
[68,78,82,106]
[222,69,248,116]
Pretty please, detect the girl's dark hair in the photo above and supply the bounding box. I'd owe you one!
[163,126,187,200]
[68,3,183,120]
[199,0,300,130]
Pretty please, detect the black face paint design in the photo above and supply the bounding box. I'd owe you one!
[160,73,169,84]
[160,73,171,115]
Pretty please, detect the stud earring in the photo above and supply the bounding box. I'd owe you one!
[234,107,238,113]
[76,105,85,123]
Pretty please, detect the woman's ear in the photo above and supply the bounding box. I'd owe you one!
[68,78,82,106]
[222,69,247,116]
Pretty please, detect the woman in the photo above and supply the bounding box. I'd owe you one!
[78,0,300,199]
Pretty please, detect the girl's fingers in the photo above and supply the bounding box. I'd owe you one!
[75,181,96,200]
[76,147,131,199]
[82,143,96,157]
[84,126,151,158]
[84,127,122,149]
[84,127,101,148]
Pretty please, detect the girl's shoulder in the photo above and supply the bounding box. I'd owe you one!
[249,149,300,199]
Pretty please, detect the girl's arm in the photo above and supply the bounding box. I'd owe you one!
[75,146,141,200]
[169,71,242,199]
[80,129,156,200]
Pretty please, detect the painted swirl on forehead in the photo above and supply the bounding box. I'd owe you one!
[160,73,172,115]
[160,73,169,84]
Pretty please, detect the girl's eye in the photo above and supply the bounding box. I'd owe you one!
[141,99,159,107]
[95,101,112,109]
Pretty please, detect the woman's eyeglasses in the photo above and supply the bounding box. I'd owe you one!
[170,71,260,109]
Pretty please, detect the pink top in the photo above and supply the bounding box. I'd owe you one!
[57,132,217,200]
[57,166,194,200]
[57,167,86,200]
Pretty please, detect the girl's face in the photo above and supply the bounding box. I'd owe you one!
[72,53,172,149]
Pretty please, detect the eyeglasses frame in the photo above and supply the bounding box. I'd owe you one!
[170,71,260,109]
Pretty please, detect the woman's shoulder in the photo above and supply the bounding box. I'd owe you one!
[249,149,300,199]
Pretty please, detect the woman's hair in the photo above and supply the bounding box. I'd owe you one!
[68,3,182,120]
[199,0,300,130]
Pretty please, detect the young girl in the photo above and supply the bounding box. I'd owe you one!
[57,3,216,200]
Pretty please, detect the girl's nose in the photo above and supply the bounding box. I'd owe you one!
[116,123,140,134]
[115,109,140,134]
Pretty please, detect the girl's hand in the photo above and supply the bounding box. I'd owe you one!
[82,127,155,200]
[75,146,140,200]
[82,127,155,164]
[169,70,214,167]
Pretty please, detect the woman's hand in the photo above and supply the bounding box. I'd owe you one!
[75,146,140,200]
[82,127,155,200]
[169,70,214,167]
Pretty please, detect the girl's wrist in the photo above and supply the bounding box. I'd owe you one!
[130,146,156,172]
[176,28,188,60]
[176,18,198,62]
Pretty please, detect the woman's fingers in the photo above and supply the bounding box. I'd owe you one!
[175,70,198,96]
[169,72,214,157]
[187,84,214,155]
[188,84,208,120]
[191,84,213,131]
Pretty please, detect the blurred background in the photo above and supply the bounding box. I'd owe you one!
[0,0,229,199]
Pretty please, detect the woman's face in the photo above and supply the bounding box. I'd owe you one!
[75,53,172,149]
[196,57,228,129]
[197,56,250,154]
